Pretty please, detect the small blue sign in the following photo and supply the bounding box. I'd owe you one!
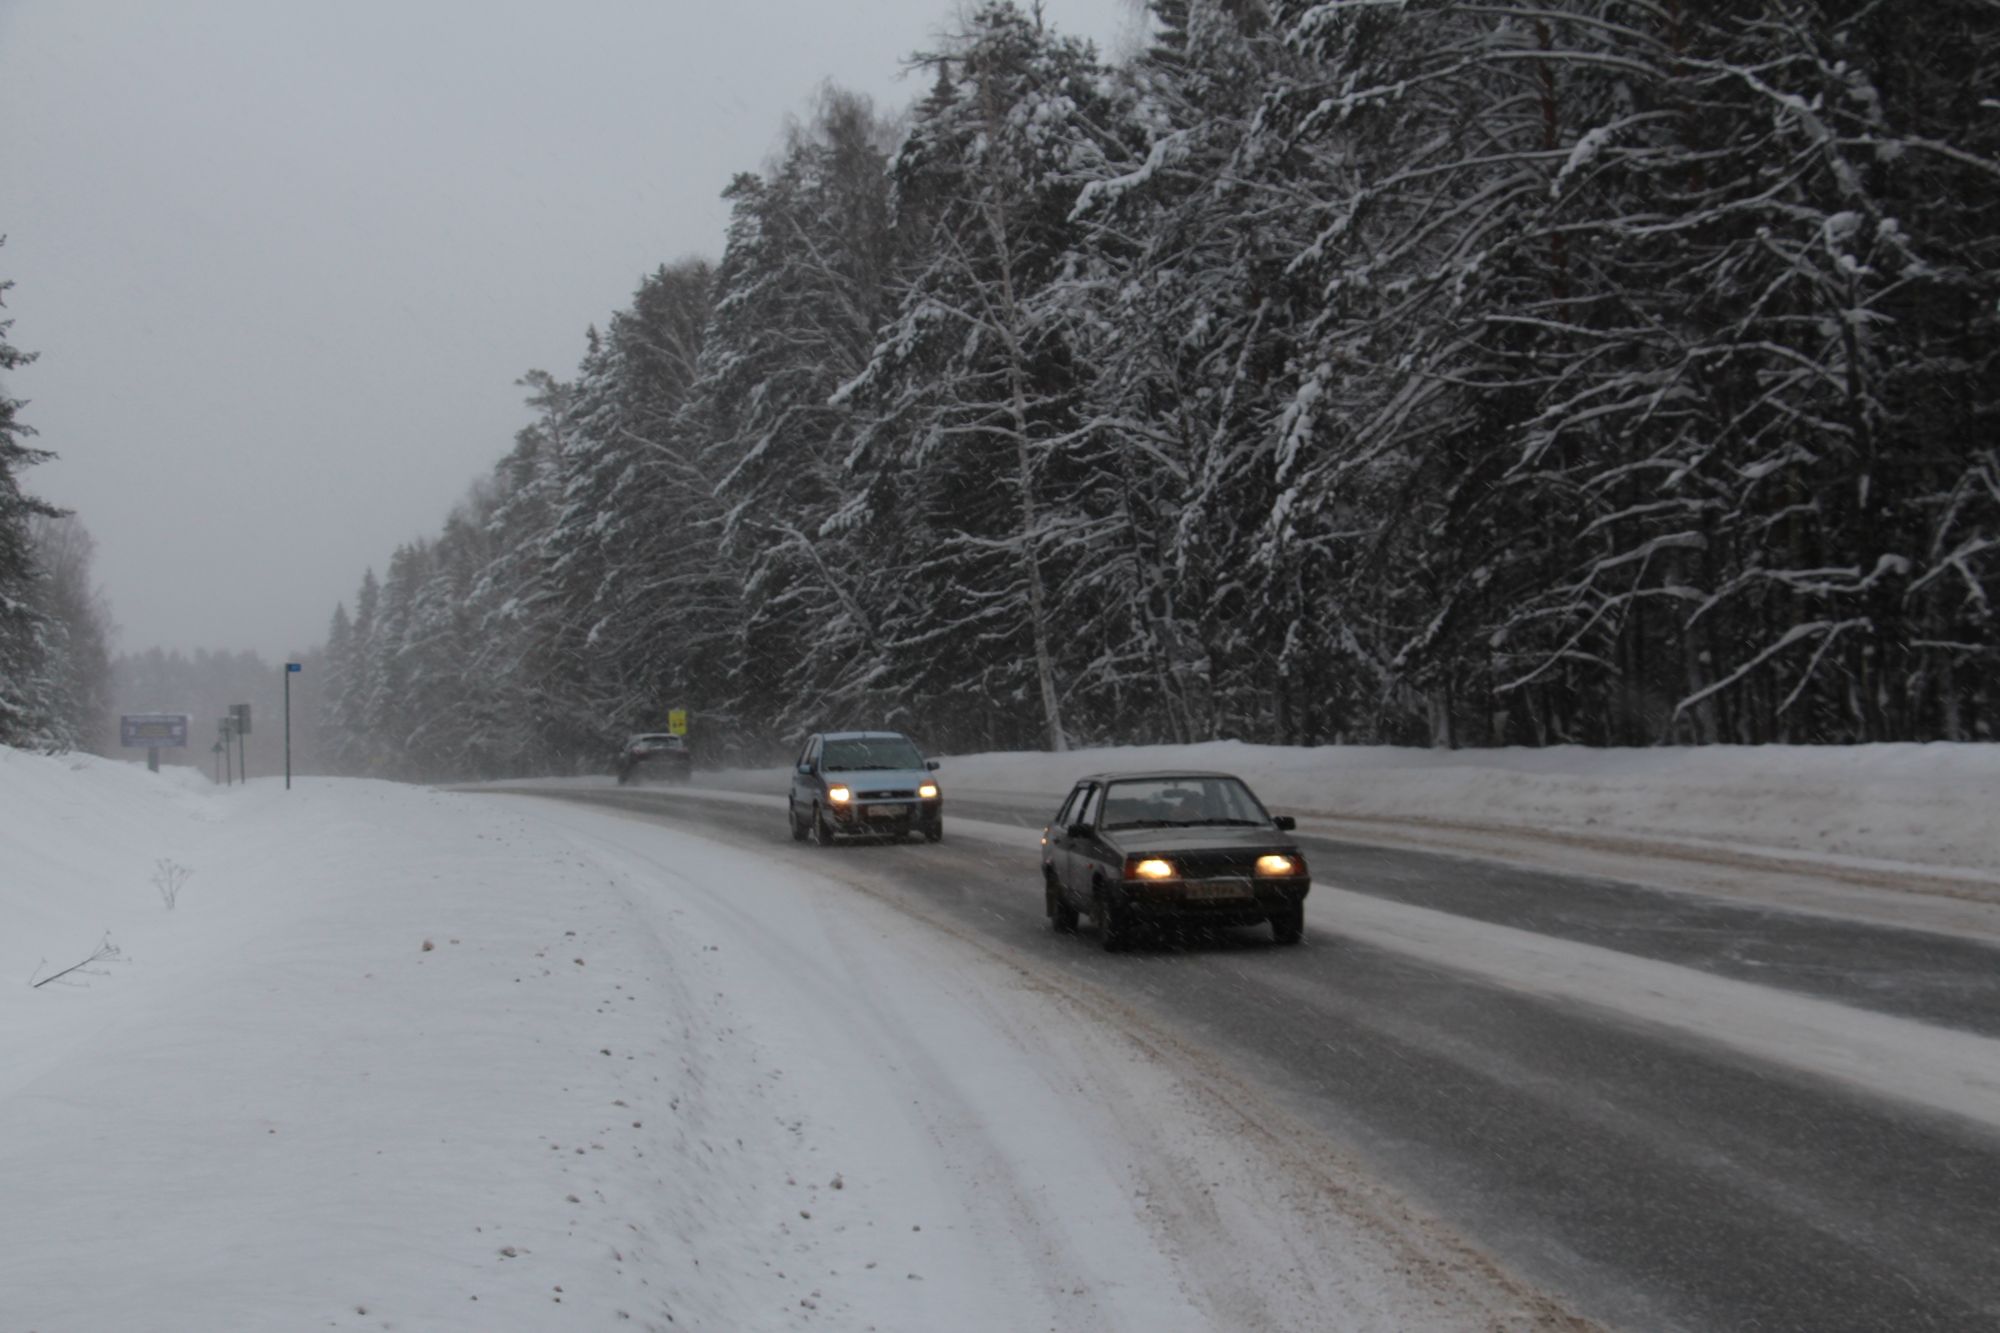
[286,663,302,672]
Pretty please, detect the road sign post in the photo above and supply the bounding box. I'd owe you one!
[120,713,190,774]
[219,717,235,785]
[230,704,251,783]
[284,664,301,789]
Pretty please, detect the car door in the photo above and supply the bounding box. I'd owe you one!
[1061,782,1105,899]
[1046,784,1084,889]
[791,735,820,810]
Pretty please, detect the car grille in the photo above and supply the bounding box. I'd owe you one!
[859,788,916,800]
[1170,850,1271,878]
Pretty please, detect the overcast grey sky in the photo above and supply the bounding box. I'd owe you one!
[0,0,1144,660]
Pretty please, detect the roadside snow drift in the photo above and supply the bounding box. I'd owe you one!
[925,739,2000,880]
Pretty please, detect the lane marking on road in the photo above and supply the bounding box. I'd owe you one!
[1324,886,2000,1133]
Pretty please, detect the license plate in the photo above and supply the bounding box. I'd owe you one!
[866,804,912,821]
[1183,880,1250,901]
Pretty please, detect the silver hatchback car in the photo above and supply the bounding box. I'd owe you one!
[788,730,942,845]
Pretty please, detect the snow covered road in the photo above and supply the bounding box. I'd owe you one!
[0,754,1548,1332]
[492,776,2000,1333]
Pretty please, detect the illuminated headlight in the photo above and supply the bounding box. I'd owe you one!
[1128,858,1176,880]
[827,785,852,804]
[918,781,939,799]
[1255,854,1300,876]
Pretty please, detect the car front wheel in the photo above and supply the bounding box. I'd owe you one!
[811,804,837,848]
[1270,906,1304,945]
[1046,874,1079,934]
[1095,883,1132,953]
[788,798,807,842]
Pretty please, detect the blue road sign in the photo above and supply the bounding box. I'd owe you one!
[121,714,190,748]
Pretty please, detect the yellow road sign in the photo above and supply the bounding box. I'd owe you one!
[668,709,688,736]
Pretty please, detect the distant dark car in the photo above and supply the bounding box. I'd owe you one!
[614,733,692,785]
[1041,772,1310,950]
[789,730,942,845]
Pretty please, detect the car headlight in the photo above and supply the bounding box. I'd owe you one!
[1256,854,1300,876]
[827,785,852,803]
[919,781,939,799]
[1128,857,1176,880]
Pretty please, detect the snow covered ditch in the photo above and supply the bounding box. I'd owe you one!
[0,748,1541,1332]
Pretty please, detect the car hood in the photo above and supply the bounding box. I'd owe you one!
[823,766,932,790]
[1095,825,1297,854]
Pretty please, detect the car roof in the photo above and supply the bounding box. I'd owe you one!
[818,730,914,742]
[1074,770,1245,784]
[631,732,682,742]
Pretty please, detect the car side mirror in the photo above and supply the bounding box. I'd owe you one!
[1066,822,1093,839]
[1273,815,1296,831]
[926,759,940,771]
[797,763,812,775]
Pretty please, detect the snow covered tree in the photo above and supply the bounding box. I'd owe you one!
[26,514,114,751]
[327,568,381,772]
[317,601,357,769]
[691,90,905,745]
[554,261,725,756]
[838,3,1127,751]
[1063,0,1322,743]
[0,252,68,749]
[309,2,1995,760]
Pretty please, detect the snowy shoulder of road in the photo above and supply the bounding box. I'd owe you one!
[0,747,1547,1333]
[920,739,2000,881]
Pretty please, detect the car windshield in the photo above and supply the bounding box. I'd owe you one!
[821,736,926,772]
[1099,777,1271,829]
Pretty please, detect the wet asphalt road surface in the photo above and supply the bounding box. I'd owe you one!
[472,781,2000,1332]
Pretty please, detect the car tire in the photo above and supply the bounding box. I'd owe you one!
[1270,905,1305,945]
[923,821,943,844]
[1095,882,1132,953]
[811,804,836,848]
[616,768,632,786]
[1047,875,1079,934]
[789,798,807,842]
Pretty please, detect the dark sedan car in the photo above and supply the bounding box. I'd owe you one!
[613,732,693,785]
[1041,771,1310,950]
[789,729,943,844]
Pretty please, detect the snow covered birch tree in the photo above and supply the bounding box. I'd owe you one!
[837,3,1128,751]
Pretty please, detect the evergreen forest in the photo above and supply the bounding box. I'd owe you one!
[310,0,2000,780]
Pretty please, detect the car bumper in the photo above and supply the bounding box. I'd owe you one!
[830,798,942,831]
[1113,877,1309,923]
[624,759,692,778]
